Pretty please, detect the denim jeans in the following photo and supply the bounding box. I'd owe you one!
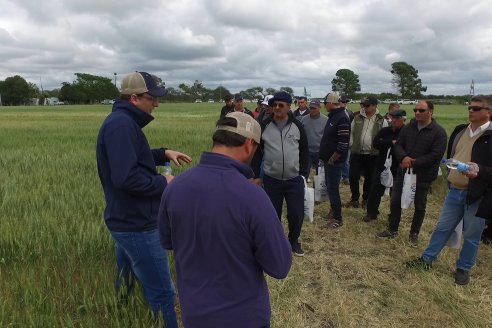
[324,162,344,221]
[388,169,431,234]
[111,229,178,328]
[422,188,486,271]
[305,152,320,180]
[263,174,304,243]
[342,150,350,180]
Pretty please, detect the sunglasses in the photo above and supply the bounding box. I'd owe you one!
[468,106,489,112]
[413,108,428,113]
[273,102,288,109]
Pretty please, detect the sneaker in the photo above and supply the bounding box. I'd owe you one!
[405,257,431,270]
[376,230,398,239]
[345,200,359,208]
[454,268,470,285]
[409,233,419,246]
[291,242,305,257]
[362,215,377,222]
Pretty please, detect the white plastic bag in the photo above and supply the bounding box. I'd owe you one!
[380,148,393,188]
[446,219,463,249]
[314,165,329,202]
[303,177,315,222]
[401,168,416,209]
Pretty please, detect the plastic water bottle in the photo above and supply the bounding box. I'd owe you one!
[162,161,173,176]
[442,158,478,173]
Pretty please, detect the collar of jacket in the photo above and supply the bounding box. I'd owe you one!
[112,99,154,128]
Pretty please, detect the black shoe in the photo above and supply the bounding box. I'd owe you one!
[376,230,398,239]
[454,268,470,285]
[291,242,305,257]
[362,215,377,222]
[405,257,431,270]
[409,233,419,246]
[345,200,359,208]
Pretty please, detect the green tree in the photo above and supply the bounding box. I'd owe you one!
[331,69,361,98]
[72,73,119,104]
[390,62,427,98]
[0,75,32,105]
[279,87,294,96]
[243,86,263,100]
[265,88,277,95]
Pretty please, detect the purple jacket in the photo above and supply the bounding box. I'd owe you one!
[158,152,292,328]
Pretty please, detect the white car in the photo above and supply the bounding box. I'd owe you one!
[397,99,417,105]
[195,99,202,103]
[208,99,214,103]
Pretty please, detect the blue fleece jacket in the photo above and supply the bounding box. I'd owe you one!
[158,152,292,328]
[96,99,168,232]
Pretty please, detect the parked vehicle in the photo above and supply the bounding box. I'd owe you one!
[397,99,417,105]
[195,99,202,103]
[207,99,214,103]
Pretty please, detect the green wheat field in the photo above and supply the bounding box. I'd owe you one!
[1,103,491,327]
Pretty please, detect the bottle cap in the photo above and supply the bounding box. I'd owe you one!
[457,163,469,172]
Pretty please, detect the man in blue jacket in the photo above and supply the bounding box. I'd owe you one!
[96,71,191,327]
[158,112,292,328]
[318,92,351,228]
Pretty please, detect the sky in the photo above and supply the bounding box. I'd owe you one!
[1,0,491,97]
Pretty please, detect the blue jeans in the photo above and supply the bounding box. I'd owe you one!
[111,230,178,328]
[305,152,320,180]
[324,162,344,221]
[263,174,304,243]
[342,150,350,180]
[422,188,486,272]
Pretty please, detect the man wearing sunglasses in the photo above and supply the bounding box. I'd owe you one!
[319,92,351,228]
[252,91,309,257]
[406,96,492,285]
[96,71,192,327]
[377,100,446,245]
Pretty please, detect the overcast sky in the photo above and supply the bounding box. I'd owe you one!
[1,0,491,97]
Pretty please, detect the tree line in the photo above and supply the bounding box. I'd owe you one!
[0,62,468,106]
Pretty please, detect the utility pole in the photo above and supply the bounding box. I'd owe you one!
[469,79,474,103]
[114,73,117,86]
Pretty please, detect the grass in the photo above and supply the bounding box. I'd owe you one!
[0,103,490,327]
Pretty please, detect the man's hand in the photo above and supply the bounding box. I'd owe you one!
[462,162,479,179]
[253,178,263,186]
[165,149,192,166]
[400,156,414,169]
[328,153,341,165]
[165,175,174,183]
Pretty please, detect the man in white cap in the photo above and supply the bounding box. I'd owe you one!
[96,71,192,327]
[158,112,292,327]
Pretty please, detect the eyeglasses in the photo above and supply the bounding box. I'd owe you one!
[468,106,489,111]
[413,108,428,113]
[138,93,157,102]
[273,102,288,109]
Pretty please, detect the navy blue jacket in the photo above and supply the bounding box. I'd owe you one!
[158,152,292,328]
[96,99,168,232]
[319,108,351,163]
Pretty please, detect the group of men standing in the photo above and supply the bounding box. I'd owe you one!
[96,70,491,327]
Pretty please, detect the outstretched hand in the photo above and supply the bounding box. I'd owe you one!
[165,149,192,167]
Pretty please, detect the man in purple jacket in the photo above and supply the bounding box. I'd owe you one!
[158,112,292,328]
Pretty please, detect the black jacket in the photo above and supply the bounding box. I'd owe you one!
[393,118,447,182]
[372,125,403,174]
